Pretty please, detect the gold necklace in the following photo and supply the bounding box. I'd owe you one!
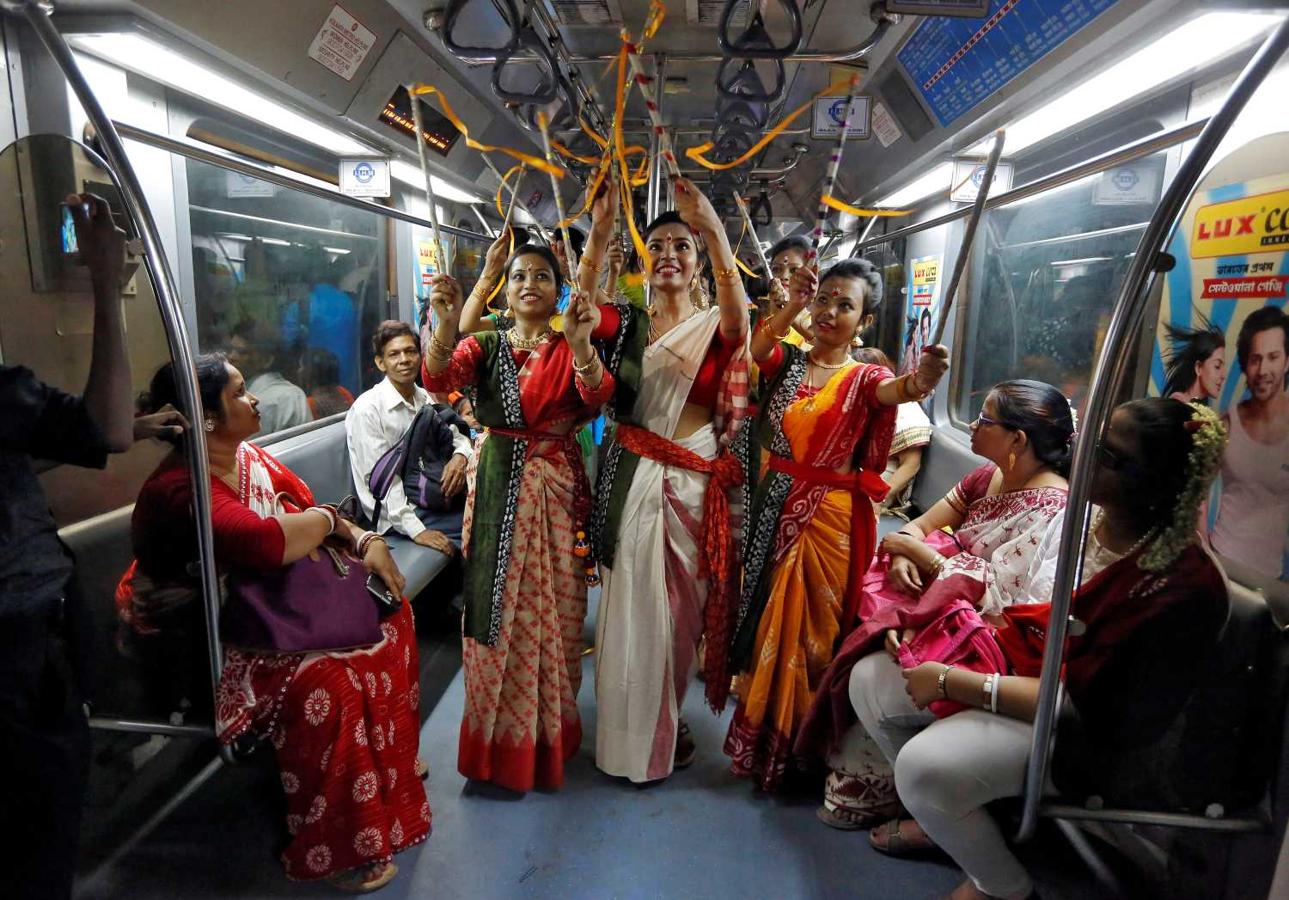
[648,302,697,345]
[807,351,851,370]
[509,328,552,350]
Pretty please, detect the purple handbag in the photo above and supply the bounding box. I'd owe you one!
[222,544,389,653]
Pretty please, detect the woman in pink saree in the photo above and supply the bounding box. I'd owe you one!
[799,379,1075,829]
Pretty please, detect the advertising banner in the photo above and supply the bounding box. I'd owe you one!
[1149,132,1289,584]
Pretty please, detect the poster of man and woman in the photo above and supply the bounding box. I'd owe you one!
[1150,133,1289,584]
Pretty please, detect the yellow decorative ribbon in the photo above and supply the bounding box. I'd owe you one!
[820,195,913,217]
[409,83,565,179]
[684,76,855,172]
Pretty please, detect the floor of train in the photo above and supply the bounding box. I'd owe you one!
[75,596,1109,899]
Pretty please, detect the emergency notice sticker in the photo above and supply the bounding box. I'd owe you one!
[308,5,376,82]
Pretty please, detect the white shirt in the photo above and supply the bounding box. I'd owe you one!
[247,371,312,436]
[346,377,472,538]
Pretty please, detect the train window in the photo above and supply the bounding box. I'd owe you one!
[184,158,388,436]
[952,151,1173,422]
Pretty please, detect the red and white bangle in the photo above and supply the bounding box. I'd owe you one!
[357,531,385,559]
[309,506,337,534]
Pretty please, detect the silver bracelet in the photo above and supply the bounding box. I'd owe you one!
[981,674,995,711]
[990,673,1001,714]
[937,664,956,699]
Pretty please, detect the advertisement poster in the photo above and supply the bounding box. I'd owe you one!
[1149,132,1289,584]
[901,255,942,376]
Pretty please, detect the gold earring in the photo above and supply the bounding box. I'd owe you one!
[204,419,216,433]
[1007,450,1016,472]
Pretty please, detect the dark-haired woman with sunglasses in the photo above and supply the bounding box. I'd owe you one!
[797,379,1074,830]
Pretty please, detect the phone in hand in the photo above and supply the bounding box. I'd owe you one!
[366,572,400,611]
[60,204,79,256]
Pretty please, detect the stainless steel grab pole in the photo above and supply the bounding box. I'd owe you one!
[13,1,230,753]
[1015,18,1289,843]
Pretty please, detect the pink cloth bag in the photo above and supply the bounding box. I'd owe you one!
[896,598,1008,718]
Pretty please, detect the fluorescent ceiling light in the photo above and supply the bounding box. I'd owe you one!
[1000,12,1280,155]
[874,11,1280,209]
[390,160,484,204]
[72,34,371,156]
[324,247,352,255]
[876,163,953,208]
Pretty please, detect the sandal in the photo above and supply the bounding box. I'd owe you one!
[869,818,942,859]
[673,720,696,769]
[327,861,398,894]
[816,804,885,832]
[415,758,429,781]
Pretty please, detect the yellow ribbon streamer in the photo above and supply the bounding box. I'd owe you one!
[820,195,914,217]
[485,224,515,311]
[410,83,565,179]
[684,76,855,172]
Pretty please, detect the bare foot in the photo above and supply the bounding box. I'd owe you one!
[328,861,397,893]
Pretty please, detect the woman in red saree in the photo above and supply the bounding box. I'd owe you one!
[125,355,427,892]
[723,260,948,792]
[798,379,1074,827]
[847,399,1227,900]
[421,245,614,793]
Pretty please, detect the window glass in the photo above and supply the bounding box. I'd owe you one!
[953,151,1173,421]
[185,158,388,436]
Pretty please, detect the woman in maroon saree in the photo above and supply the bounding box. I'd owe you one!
[122,355,428,893]
[817,398,1227,900]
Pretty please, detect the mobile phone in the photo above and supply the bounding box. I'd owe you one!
[366,572,400,610]
[60,204,79,255]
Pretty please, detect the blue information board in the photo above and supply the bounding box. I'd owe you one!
[897,0,1119,128]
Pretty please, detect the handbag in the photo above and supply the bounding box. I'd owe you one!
[222,542,390,654]
[896,598,1009,718]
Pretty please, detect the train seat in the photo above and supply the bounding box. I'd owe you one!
[1046,578,1289,820]
[877,428,984,538]
[262,420,452,601]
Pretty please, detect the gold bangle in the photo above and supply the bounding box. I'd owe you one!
[756,318,789,342]
[572,355,600,376]
[714,266,739,285]
[430,331,457,359]
[580,258,603,273]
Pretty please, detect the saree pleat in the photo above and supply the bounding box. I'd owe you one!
[725,488,851,789]
[458,447,587,792]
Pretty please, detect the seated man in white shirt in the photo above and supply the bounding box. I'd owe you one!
[346,320,471,555]
[227,321,312,436]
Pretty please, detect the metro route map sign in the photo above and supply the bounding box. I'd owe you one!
[897,0,1119,128]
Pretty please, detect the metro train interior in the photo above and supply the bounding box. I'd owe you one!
[2,0,1289,897]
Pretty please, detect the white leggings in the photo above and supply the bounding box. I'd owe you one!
[848,652,1035,900]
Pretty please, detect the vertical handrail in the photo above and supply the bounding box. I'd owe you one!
[14,1,229,753]
[1015,18,1289,842]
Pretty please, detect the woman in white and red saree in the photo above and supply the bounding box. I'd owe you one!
[124,355,427,893]
[422,245,614,793]
[798,379,1074,830]
[580,177,752,783]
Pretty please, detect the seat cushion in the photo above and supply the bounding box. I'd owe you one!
[386,534,451,600]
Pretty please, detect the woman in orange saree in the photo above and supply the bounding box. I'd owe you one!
[724,260,948,792]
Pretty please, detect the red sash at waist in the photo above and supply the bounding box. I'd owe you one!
[767,454,890,629]
[615,422,744,711]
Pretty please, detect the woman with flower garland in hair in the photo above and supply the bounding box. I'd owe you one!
[837,399,1228,900]
[421,245,613,793]
[574,175,752,784]
[722,261,948,792]
[798,380,1074,827]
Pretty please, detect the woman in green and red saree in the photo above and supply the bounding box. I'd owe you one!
[421,245,613,793]
[723,260,948,793]
[577,176,753,784]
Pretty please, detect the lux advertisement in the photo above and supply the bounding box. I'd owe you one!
[1149,132,1289,585]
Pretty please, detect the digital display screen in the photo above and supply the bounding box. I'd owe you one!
[898,0,1119,127]
[887,0,989,16]
[380,86,461,157]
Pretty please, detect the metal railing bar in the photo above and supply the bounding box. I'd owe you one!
[88,717,214,739]
[9,0,236,763]
[857,120,1207,256]
[113,122,492,242]
[1040,804,1268,833]
[996,222,1152,251]
[1015,20,1289,843]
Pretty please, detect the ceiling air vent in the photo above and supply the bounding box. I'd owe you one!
[690,0,750,27]
[550,0,623,25]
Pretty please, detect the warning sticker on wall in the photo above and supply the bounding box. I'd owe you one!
[872,102,902,148]
[308,5,377,82]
